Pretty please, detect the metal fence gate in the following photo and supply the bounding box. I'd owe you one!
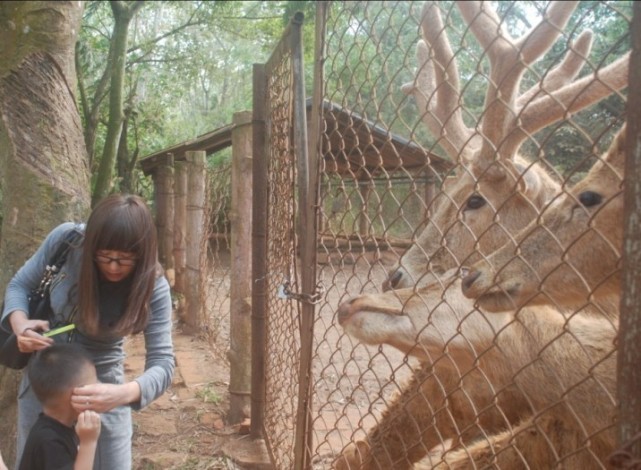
[251,11,318,469]
[250,1,640,469]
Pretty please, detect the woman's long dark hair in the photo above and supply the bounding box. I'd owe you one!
[77,194,159,336]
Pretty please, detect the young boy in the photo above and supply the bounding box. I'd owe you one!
[19,344,101,470]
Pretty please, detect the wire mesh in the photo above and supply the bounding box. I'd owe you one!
[195,1,634,468]
[260,23,304,469]
[203,160,232,358]
[307,1,631,469]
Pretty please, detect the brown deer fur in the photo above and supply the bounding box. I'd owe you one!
[461,126,626,312]
[335,126,625,468]
[335,278,618,469]
[333,0,628,466]
[384,0,628,291]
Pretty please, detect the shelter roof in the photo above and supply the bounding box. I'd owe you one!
[139,101,452,178]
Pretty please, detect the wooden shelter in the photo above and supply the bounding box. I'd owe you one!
[137,103,451,429]
[140,101,452,249]
[140,100,452,176]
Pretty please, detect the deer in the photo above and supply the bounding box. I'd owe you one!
[334,280,618,469]
[460,124,626,314]
[332,0,630,465]
[333,126,626,469]
[383,0,629,293]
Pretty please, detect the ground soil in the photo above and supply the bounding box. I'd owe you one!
[126,330,265,470]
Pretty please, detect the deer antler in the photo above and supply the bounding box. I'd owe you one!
[404,1,629,169]
[457,1,578,164]
[505,52,629,156]
[401,1,479,163]
[517,30,593,107]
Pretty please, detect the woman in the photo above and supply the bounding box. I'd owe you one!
[2,194,175,469]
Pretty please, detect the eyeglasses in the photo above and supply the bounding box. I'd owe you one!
[94,254,138,267]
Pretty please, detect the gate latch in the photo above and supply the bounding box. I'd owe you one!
[278,280,325,304]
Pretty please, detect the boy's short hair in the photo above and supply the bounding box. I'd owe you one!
[28,344,95,404]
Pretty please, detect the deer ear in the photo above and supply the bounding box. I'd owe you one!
[601,125,626,173]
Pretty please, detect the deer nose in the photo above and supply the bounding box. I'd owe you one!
[382,270,403,291]
[462,270,481,292]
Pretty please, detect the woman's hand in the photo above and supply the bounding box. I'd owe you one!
[17,326,54,353]
[71,382,141,414]
[9,310,53,353]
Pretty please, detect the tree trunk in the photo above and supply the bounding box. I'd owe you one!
[117,106,140,194]
[92,0,144,206]
[0,2,90,466]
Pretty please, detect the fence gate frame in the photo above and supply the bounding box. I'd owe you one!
[251,10,320,469]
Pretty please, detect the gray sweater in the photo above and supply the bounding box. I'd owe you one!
[2,222,175,468]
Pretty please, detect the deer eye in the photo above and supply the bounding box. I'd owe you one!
[578,191,603,207]
[465,194,486,210]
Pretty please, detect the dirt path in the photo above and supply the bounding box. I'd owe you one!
[125,331,266,469]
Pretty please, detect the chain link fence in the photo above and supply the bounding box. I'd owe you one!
[250,12,309,468]
[308,1,631,469]
[203,160,232,358]
[192,1,635,468]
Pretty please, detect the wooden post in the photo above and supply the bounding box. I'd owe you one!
[251,63,267,440]
[155,154,175,275]
[184,150,206,334]
[358,180,371,237]
[424,169,435,218]
[173,160,188,318]
[617,1,641,460]
[228,111,253,424]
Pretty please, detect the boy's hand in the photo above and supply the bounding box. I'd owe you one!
[75,410,101,443]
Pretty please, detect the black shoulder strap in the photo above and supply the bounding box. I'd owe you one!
[48,228,83,271]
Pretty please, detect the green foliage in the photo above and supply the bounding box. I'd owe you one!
[77,0,312,192]
[321,176,431,239]
[323,1,629,175]
[74,1,630,233]
[195,383,222,404]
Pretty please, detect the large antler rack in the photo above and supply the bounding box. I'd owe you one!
[402,0,630,168]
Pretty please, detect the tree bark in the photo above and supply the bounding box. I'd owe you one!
[92,0,144,206]
[0,2,90,466]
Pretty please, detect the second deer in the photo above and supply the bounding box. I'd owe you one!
[334,125,626,470]
[384,0,628,292]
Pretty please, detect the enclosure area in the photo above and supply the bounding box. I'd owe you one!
[139,1,640,469]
